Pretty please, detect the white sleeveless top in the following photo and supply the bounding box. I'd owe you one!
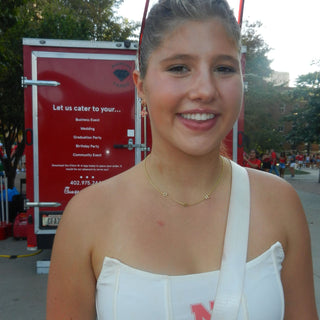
[96,161,285,320]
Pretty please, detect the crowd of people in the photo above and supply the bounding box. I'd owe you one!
[243,149,320,177]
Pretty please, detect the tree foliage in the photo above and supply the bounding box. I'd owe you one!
[284,72,320,152]
[14,0,138,41]
[241,21,273,79]
[0,0,138,188]
[241,21,288,154]
[0,1,27,188]
[241,22,320,155]
[243,79,288,153]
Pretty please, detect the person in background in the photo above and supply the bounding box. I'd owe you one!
[0,142,4,158]
[261,150,271,172]
[269,148,280,176]
[46,1,318,319]
[296,152,304,169]
[305,154,310,168]
[0,159,4,177]
[310,154,316,169]
[243,149,261,170]
[0,142,4,177]
[279,151,286,178]
[289,152,296,177]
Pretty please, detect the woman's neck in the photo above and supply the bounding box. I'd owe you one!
[144,147,225,206]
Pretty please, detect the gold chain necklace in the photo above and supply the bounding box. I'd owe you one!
[143,155,225,207]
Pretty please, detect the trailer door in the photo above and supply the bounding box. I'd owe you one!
[26,48,139,237]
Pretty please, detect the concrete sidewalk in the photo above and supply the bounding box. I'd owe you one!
[0,239,50,319]
[285,167,320,317]
[0,168,319,319]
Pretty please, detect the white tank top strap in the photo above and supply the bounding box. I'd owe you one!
[211,159,251,320]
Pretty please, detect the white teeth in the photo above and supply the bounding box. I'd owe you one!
[181,113,215,121]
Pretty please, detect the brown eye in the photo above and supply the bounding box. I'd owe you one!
[167,65,189,74]
[215,65,236,74]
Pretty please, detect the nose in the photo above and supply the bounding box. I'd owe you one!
[188,67,217,103]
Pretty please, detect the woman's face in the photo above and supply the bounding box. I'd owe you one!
[134,18,243,157]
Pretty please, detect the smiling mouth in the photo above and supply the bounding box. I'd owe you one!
[180,113,215,121]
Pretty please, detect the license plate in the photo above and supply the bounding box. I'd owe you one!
[42,215,62,227]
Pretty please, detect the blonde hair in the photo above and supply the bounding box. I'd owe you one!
[139,0,241,78]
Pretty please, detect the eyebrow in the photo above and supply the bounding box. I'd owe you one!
[215,54,240,65]
[160,54,239,65]
[160,54,195,64]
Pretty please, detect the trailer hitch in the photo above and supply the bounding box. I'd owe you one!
[114,138,150,152]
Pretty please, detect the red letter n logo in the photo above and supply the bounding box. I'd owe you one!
[191,301,214,320]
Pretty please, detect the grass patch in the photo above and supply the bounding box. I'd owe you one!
[284,169,310,176]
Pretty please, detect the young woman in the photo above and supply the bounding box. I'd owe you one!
[47,1,318,319]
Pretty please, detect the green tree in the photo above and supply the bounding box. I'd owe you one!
[0,0,27,188]
[16,0,139,41]
[62,0,138,41]
[243,77,289,153]
[241,21,272,79]
[241,21,288,154]
[0,0,138,188]
[284,71,320,152]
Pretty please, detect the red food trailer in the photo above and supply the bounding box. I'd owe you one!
[22,38,245,253]
[22,38,151,251]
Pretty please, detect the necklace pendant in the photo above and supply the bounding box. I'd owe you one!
[144,155,226,208]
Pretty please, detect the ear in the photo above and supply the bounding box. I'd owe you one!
[133,70,145,100]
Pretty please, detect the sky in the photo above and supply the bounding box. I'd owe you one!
[118,0,320,86]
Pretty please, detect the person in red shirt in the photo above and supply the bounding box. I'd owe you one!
[261,150,271,172]
[0,143,4,158]
[243,150,261,170]
[269,149,280,176]
[279,152,287,178]
[296,153,304,169]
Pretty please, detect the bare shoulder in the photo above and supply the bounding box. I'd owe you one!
[245,168,307,239]
[245,168,318,318]
[62,163,142,224]
[245,167,297,198]
[47,165,142,319]
[245,168,304,220]
[244,168,306,255]
[53,162,144,260]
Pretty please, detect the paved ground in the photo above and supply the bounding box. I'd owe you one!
[0,168,319,319]
[285,167,320,317]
